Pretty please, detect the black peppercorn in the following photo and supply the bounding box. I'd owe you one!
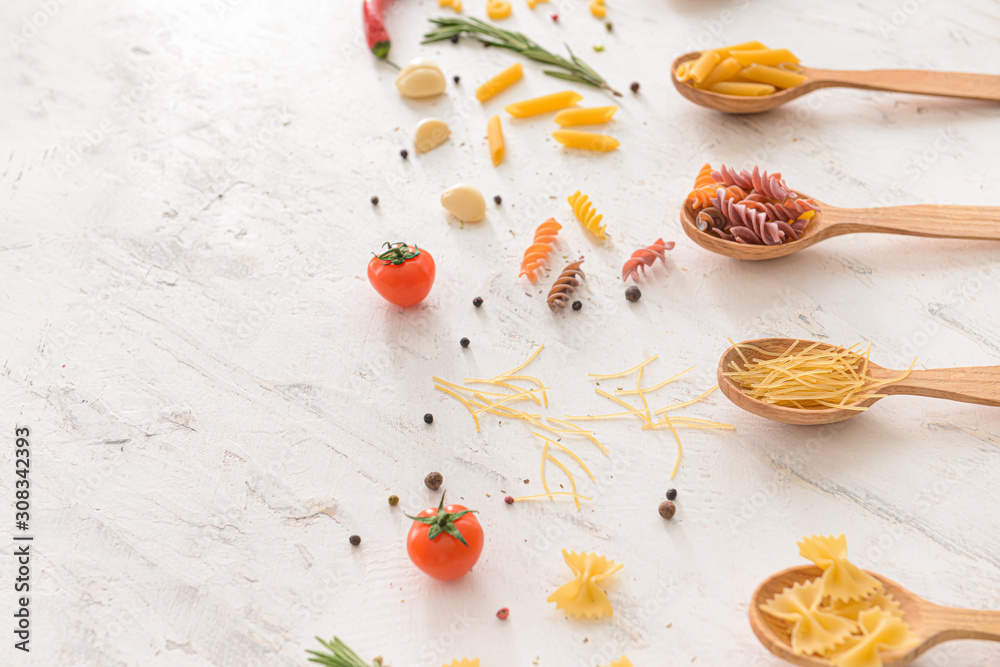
[658,500,676,520]
[572,300,582,311]
[460,337,470,348]
[493,195,502,205]
[473,297,483,307]
[370,196,379,206]
[453,75,460,84]
[625,286,641,302]
[666,488,677,501]
[425,471,444,490]
[450,34,459,44]
[630,82,640,93]
[400,148,408,159]
[349,534,361,546]
[423,413,434,424]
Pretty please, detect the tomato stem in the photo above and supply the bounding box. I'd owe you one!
[374,241,420,265]
[406,492,477,547]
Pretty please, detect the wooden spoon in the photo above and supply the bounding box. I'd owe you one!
[671,52,1000,114]
[751,565,1000,666]
[680,197,1000,261]
[717,338,1000,425]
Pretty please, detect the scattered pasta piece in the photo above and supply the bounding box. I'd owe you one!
[568,191,607,238]
[487,114,505,166]
[547,550,622,618]
[553,130,619,152]
[476,62,523,102]
[526,0,548,8]
[589,0,606,18]
[759,535,920,666]
[589,355,658,380]
[622,238,674,282]
[513,491,592,503]
[724,339,915,409]
[520,218,561,283]
[486,0,512,20]
[553,106,618,127]
[438,0,463,12]
[676,42,805,97]
[602,659,633,667]
[444,660,479,667]
[547,260,585,312]
[506,90,582,117]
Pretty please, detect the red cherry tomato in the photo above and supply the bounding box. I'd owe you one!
[406,495,483,581]
[367,242,435,307]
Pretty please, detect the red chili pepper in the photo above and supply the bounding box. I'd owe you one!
[363,0,392,60]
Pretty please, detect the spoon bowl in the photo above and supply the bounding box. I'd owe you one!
[671,52,1000,114]
[718,338,1000,425]
[751,565,1000,666]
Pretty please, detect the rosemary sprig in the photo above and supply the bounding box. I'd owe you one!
[423,17,621,96]
[306,636,381,667]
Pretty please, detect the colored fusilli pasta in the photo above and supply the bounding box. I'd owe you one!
[547,260,585,312]
[568,191,607,239]
[622,238,675,282]
[520,218,561,283]
[685,163,819,246]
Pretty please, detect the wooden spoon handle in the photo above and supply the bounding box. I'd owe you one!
[925,605,1000,642]
[804,67,1000,101]
[824,205,1000,241]
[881,366,1000,407]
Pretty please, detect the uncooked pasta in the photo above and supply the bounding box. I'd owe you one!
[622,238,674,282]
[547,260,585,312]
[675,42,806,96]
[723,340,915,410]
[519,218,561,283]
[685,163,818,246]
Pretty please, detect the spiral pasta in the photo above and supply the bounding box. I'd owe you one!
[568,191,606,239]
[622,238,674,282]
[685,163,818,246]
[520,218,562,283]
[547,260,585,312]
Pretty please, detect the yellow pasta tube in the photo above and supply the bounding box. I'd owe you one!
[695,57,742,90]
[552,130,619,151]
[505,90,582,117]
[709,81,776,96]
[688,51,722,84]
[553,106,618,126]
[675,61,693,81]
[476,62,523,102]
[486,0,512,19]
[706,40,768,58]
[728,48,800,67]
[487,114,505,166]
[738,63,807,88]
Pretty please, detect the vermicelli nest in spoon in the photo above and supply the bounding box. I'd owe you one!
[724,340,915,410]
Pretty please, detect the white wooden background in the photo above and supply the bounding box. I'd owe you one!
[2,0,1000,665]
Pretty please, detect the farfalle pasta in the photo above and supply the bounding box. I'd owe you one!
[675,42,807,96]
[685,163,818,246]
[759,535,919,667]
[547,550,622,618]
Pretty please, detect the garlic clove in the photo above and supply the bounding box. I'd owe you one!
[441,184,486,223]
[396,58,446,98]
[414,118,451,153]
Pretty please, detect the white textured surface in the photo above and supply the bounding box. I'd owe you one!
[2,1,1000,665]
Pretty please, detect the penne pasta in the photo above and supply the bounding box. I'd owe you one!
[688,51,722,84]
[728,48,800,67]
[553,130,619,152]
[696,57,742,90]
[476,62,523,102]
[675,61,694,81]
[705,40,768,59]
[505,90,583,117]
[487,114,505,166]
[708,81,776,96]
[738,63,808,89]
[553,106,618,126]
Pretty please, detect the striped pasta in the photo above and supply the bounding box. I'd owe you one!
[622,238,675,282]
[547,260,585,312]
[520,218,561,283]
[568,191,607,239]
